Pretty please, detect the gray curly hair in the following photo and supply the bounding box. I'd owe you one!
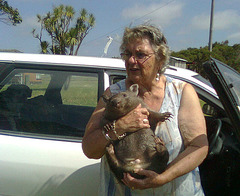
[120,24,171,74]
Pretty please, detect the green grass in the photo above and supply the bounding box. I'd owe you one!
[200,99,205,108]
[61,76,98,106]
[1,74,98,107]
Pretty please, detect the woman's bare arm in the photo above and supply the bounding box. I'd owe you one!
[82,88,112,159]
[164,83,209,179]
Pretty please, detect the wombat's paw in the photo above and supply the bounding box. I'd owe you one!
[129,159,141,165]
[162,112,173,121]
[154,136,165,146]
[126,159,143,172]
[106,144,115,154]
[154,137,169,157]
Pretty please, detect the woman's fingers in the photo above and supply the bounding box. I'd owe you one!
[116,104,150,133]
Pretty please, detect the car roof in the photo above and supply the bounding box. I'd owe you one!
[165,66,217,97]
[0,52,126,70]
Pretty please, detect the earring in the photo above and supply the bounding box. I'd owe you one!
[156,73,160,81]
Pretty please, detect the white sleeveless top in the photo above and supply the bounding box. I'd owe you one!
[98,76,205,196]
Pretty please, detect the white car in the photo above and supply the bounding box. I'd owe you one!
[0,53,239,196]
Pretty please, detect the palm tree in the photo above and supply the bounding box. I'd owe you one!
[73,9,95,55]
[32,5,95,55]
[0,0,22,25]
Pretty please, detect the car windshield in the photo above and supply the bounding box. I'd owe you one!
[215,59,240,107]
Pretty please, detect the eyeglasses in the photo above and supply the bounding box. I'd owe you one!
[120,52,155,64]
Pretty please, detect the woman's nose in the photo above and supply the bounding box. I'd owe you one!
[128,55,137,64]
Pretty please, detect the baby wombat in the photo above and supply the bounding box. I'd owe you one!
[102,84,172,182]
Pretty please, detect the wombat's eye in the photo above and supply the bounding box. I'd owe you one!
[123,93,127,97]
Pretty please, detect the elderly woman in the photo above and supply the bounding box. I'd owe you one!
[82,24,208,195]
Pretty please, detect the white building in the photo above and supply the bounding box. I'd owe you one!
[169,56,187,68]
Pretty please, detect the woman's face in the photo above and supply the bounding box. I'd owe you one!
[124,38,160,86]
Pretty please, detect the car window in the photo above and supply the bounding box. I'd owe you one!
[0,69,98,138]
[110,75,126,85]
[215,60,240,106]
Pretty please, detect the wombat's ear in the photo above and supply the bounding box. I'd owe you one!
[129,84,139,96]
[101,95,109,103]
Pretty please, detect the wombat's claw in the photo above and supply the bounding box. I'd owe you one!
[106,144,115,154]
[163,112,173,121]
[154,137,165,145]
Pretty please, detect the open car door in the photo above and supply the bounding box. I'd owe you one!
[203,58,240,141]
[201,58,240,196]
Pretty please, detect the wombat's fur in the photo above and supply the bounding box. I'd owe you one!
[102,84,171,182]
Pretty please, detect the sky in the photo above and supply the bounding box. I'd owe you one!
[1,0,240,58]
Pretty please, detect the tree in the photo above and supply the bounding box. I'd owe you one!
[0,0,22,25]
[171,47,210,77]
[32,5,95,55]
[211,41,240,73]
[171,41,240,77]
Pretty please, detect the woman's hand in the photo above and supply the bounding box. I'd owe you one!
[115,104,150,135]
[122,169,166,190]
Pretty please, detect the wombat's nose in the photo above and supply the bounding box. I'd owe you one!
[111,99,121,108]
